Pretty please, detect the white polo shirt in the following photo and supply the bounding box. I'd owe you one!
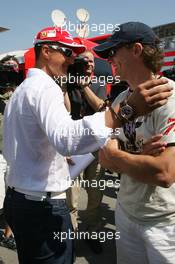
[3,68,111,192]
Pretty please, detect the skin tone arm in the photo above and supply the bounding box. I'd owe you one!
[99,138,175,188]
[80,84,105,112]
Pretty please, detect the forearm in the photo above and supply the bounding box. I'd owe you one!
[82,86,104,111]
[104,104,123,129]
[108,149,171,187]
[82,85,123,129]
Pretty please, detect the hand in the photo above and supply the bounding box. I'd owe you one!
[66,157,75,166]
[78,76,91,89]
[99,148,115,171]
[99,138,120,172]
[142,134,167,156]
[127,78,173,117]
[103,138,119,155]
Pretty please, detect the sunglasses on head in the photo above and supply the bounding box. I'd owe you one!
[48,45,73,57]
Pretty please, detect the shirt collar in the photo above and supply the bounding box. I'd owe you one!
[27,68,53,82]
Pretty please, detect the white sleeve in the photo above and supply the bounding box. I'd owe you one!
[30,83,112,156]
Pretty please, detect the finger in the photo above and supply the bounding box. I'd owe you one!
[142,140,167,155]
[147,90,173,106]
[151,141,167,148]
[145,142,167,153]
[149,99,169,110]
[149,134,163,143]
[144,139,167,148]
[145,141,166,149]
[150,146,166,156]
[144,134,163,145]
[140,78,168,90]
[147,84,173,97]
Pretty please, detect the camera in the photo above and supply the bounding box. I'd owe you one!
[0,63,16,72]
[68,56,88,77]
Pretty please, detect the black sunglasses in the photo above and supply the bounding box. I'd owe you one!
[108,49,117,58]
[108,44,129,58]
[48,45,73,57]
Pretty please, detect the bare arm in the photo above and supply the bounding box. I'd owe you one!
[81,85,105,112]
[99,138,175,188]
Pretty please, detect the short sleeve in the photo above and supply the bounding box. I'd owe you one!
[153,80,175,144]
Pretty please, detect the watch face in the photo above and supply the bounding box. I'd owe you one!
[121,105,133,119]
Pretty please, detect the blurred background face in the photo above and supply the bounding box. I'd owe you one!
[0,58,20,90]
[3,59,19,73]
[80,52,95,76]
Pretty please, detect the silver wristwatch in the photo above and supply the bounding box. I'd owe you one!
[119,101,134,120]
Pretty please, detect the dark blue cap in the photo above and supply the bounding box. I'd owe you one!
[93,22,158,59]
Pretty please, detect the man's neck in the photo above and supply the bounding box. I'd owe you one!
[35,63,54,79]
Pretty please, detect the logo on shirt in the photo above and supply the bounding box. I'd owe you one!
[163,118,175,135]
[122,119,143,153]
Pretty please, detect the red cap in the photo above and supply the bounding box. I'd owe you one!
[34,27,86,54]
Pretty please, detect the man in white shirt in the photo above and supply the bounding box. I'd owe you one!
[3,26,173,264]
[95,21,175,264]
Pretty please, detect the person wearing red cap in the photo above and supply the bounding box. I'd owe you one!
[2,26,173,264]
[96,21,175,264]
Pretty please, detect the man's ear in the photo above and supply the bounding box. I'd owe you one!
[133,43,143,57]
[41,45,50,60]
